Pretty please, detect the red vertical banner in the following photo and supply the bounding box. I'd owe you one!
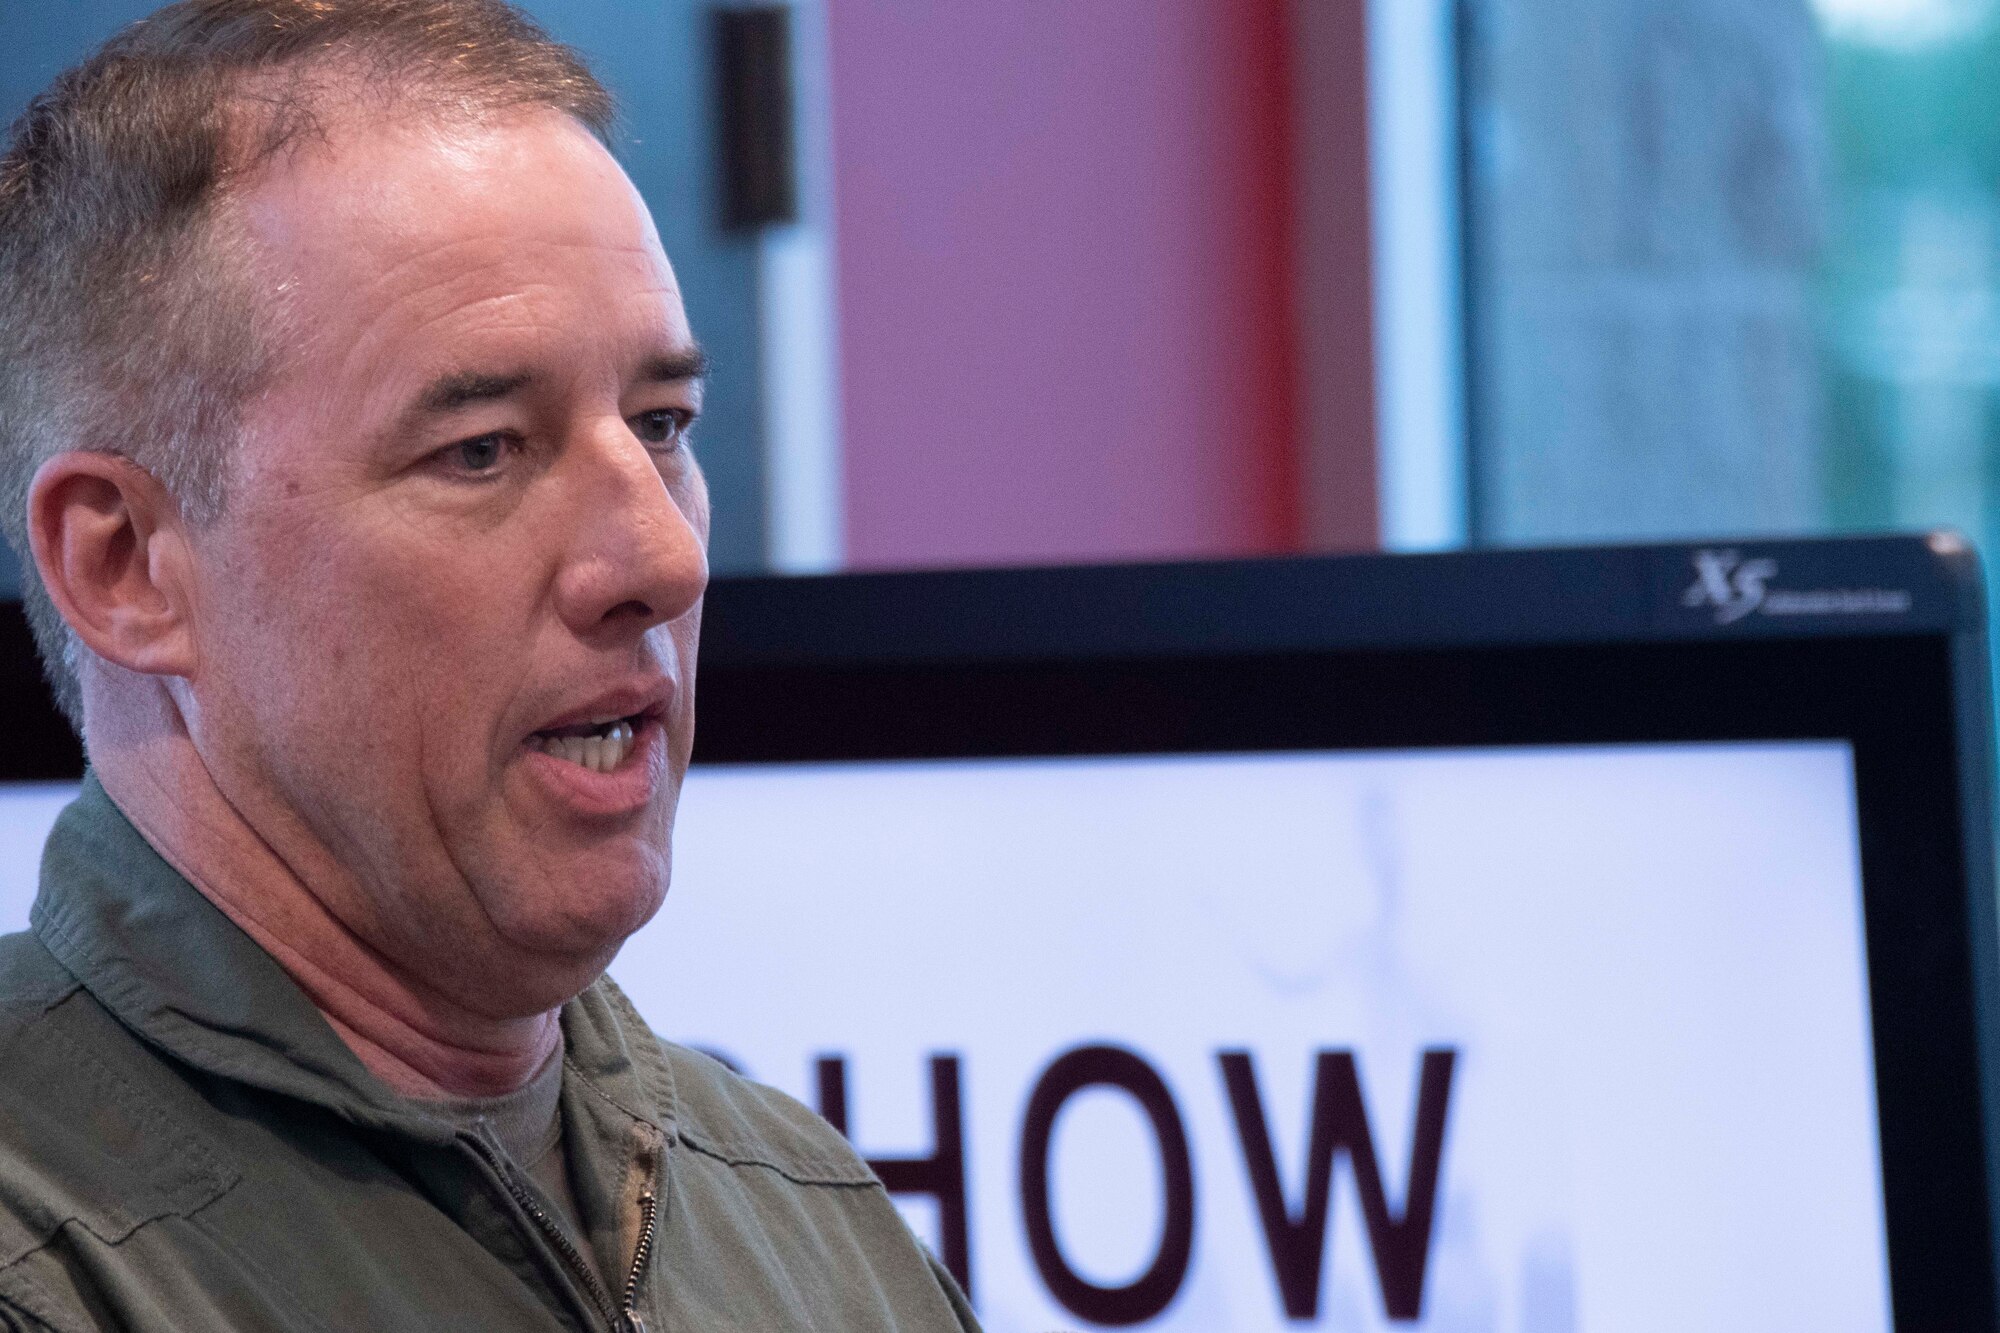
[1293,0,1379,551]
[828,0,1371,568]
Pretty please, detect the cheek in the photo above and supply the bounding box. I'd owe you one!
[197,514,522,756]
[655,615,702,729]
[682,464,713,546]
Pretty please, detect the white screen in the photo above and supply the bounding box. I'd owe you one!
[0,783,78,929]
[0,742,1892,1331]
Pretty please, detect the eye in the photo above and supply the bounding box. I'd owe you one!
[630,408,693,452]
[445,433,512,473]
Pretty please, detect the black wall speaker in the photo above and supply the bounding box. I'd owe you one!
[716,6,799,230]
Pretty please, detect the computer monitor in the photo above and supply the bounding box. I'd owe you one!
[1,534,1994,1332]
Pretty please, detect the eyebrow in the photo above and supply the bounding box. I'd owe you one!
[405,344,710,422]
[415,370,533,416]
[640,346,711,386]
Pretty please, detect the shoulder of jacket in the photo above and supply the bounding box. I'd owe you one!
[0,1291,54,1332]
[0,931,81,1031]
[0,929,237,1280]
[600,1016,876,1184]
[578,974,877,1187]
[653,1039,881,1188]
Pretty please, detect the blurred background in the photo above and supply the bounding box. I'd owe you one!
[0,11,1985,1323]
[0,0,1991,587]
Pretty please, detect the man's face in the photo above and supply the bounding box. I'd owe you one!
[181,109,709,1010]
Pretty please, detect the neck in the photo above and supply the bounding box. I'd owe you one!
[87,680,562,1100]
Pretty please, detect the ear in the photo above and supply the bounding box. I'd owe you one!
[26,451,197,680]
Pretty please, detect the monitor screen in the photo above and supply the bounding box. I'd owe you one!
[628,740,1891,1332]
[0,784,73,927]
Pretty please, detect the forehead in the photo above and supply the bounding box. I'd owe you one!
[233,108,687,380]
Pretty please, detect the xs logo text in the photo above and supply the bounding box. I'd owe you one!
[1683,549,1777,625]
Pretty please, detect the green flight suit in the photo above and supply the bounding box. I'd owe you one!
[0,776,979,1332]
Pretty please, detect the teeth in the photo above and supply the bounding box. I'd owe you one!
[533,719,636,774]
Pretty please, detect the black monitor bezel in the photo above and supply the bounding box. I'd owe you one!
[686,536,1998,1332]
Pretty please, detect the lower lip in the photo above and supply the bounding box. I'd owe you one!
[519,717,668,818]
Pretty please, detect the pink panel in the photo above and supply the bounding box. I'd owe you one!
[829,0,1306,568]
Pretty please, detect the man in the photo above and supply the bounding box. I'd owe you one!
[0,2,978,1329]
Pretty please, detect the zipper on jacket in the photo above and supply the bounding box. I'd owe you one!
[461,1130,655,1333]
[618,1180,659,1333]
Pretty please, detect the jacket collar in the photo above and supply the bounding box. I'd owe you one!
[31,773,678,1141]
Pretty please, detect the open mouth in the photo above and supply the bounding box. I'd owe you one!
[528,714,644,774]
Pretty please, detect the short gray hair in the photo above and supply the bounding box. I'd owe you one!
[0,0,615,731]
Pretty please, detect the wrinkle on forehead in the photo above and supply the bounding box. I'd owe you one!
[227,106,683,422]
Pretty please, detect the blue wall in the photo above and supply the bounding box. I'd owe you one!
[0,0,766,597]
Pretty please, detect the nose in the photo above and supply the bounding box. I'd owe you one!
[550,416,709,640]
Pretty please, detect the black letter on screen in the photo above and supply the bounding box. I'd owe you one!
[1218,1048,1457,1321]
[1019,1044,1195,1325]
[815,1054,972,1295]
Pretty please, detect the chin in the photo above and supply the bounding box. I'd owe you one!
[487,842,672,960]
